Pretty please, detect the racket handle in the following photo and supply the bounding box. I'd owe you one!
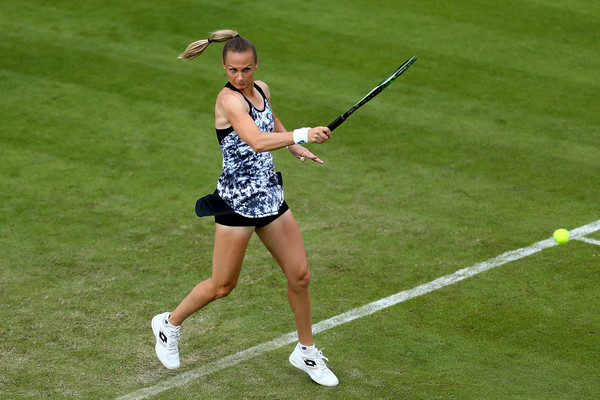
[327,115,346,132]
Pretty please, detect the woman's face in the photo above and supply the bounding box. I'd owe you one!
[222,50,258,92]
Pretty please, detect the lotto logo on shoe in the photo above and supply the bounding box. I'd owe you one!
[159,331,168,344]
[304,359,317,368]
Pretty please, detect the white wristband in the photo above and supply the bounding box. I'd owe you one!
[293,127,310,145]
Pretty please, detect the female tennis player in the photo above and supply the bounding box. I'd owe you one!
[151,30,338,386]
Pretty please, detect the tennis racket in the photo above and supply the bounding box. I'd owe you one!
[327,56,417,132]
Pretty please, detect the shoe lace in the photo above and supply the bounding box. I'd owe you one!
[166,327,181,351]
[314,348,330,367]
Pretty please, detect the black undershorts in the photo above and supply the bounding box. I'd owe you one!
[214,201,289,228]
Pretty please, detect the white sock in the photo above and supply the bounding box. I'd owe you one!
[165,314,179,328]
[299,342,316,354]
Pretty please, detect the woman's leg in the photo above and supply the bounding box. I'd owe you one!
[169,224,255,326]
[255,210,313,345]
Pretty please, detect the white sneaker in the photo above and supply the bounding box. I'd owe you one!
[289,344,339,386]
[151,312,181,370]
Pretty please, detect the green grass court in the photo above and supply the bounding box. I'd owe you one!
[1,1,599,399]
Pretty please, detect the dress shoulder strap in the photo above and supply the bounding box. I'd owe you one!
[254,83,267,102]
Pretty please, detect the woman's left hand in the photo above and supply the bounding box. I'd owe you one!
[288,145,324,164]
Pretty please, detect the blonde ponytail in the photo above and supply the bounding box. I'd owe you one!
[178,29,239,60]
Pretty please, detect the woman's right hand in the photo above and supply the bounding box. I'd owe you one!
[308,127,332,144]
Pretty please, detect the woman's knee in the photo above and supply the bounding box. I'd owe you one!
[211,280,237,299]
[289,267,311,291]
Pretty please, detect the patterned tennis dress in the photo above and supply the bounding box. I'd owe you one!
[215,82,284,218]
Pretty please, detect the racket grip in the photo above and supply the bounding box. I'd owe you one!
[327,115,346,132]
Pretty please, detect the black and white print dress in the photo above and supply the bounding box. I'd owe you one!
[213,82,284,218]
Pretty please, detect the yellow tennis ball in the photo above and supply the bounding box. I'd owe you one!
[553,228,569,244]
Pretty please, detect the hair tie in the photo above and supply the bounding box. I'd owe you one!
[207,38,212,43]
[234,34,240,39]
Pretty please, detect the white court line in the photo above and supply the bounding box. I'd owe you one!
[117,219,600,400]
[574,236,600,246]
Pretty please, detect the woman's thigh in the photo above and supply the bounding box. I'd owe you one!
[212,224,255,286]
[255,210,308,279]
